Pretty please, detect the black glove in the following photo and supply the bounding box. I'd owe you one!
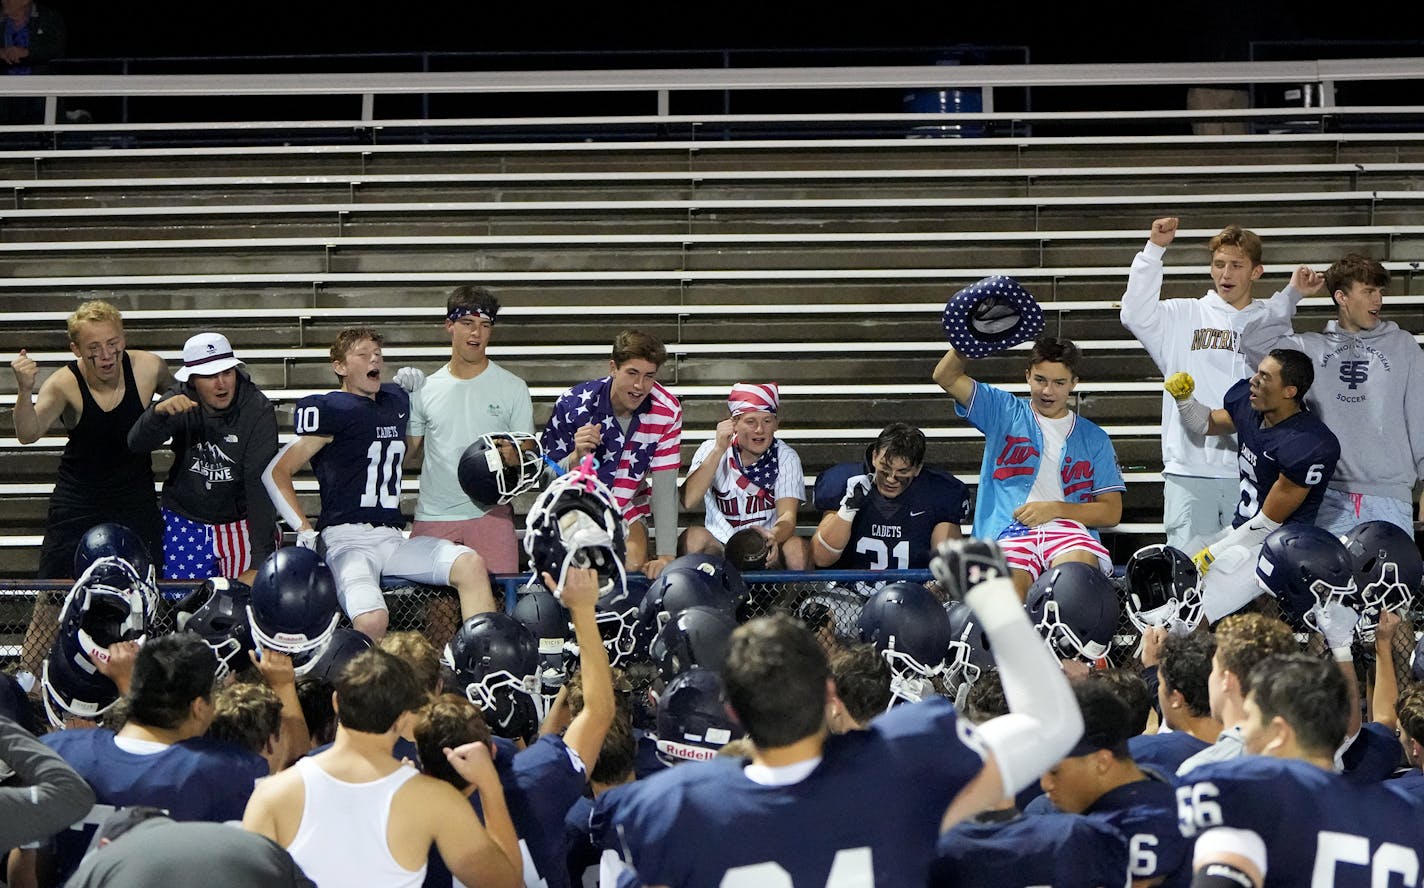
[930,538,1010,602]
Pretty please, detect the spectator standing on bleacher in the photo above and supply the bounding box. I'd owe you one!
[406,286,534,575]
[541,329,681,578]
[810,422,968,572]
[1119,218,1270,553]
[262,327,496,640]
[681,382,809,570]
[127,332,278,584]
[935,337,1124,600]
[1239,253,1424,536]
[0,0,66,124]
[11,300,169,580]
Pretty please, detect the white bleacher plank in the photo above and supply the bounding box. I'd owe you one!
[5,260,1423,290]
[0,223,1421,255]
[5,161,1423,191]
[0,190,1409,221]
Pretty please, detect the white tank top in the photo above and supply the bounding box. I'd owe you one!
[287,756,426,888]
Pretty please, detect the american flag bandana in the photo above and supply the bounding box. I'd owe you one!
[447,305,496,322]
[727,382,779,417]
[728,440,780,497]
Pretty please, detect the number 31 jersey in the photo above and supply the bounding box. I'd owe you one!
[1222,378,1339,528]
[294,384,409,530]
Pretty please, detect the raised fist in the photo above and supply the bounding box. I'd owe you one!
[930,538,1010,602]
[1149,217,1179,247]
[837,474,872,521]
[10,349,37,392]
[1164,372,1196,402]
[393,366,426,394]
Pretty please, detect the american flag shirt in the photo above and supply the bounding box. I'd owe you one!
[541,377,682,523]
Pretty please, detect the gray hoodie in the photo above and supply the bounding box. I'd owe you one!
[1241,290,1424,502]
[127,369,279,568]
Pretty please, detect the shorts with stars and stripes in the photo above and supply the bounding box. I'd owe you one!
[162,508,252,581]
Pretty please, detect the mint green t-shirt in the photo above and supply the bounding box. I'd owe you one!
[408,361,534,521]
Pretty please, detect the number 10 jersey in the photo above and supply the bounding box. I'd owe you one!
[295,384,410,530]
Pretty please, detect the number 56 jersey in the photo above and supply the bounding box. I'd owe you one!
[1178,756,1424,888]
[295,384,410,530]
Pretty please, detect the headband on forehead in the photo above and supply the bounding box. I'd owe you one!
[447,306,496,323]
[728,382,779,417]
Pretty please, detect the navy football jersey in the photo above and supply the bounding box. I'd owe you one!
[294,384,410,529]
[1085,771,1190,888]
[1180,756,1424,887]
[933,810,1130,888]
[1339,721,1404,784]
[600,696,987,888]
[42,729,266,883]
[1222,379,1340,528]
[563,794,598,888]
[813,463,971,570]
[1129,731,1211,780]
[1388,770,1424,802]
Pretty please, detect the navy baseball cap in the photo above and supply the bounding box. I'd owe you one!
[942,275,1045,359]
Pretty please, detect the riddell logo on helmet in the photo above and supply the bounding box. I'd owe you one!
[655,739,717,762]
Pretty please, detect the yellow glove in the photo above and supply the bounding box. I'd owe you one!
[1164,372,1196,402]
[1192,546,1214,575]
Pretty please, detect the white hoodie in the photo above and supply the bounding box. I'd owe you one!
[1119,240,1267,478]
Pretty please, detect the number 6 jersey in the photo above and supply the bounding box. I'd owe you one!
[1221,378,1339,528]
[295,383,410,529]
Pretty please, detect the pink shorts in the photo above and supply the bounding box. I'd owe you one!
[411,504,519,575]
[998,518,1111,581]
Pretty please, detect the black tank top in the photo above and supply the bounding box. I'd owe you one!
[55,352,155,502]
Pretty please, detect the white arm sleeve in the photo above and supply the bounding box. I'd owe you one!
[1206,511,1280,560]
[651,469,679,558]
[263,440,308,532]
[963,577,1084,797]
[1175,396,1213,436]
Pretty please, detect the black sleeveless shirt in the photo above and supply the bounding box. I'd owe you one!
[54,352,156,504]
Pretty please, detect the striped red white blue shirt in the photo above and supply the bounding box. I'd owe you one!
[541,377,682,523]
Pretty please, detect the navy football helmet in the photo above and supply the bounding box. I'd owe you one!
[1124,544,1202,634]
[247,548,341,676]
[1027,563,1120,662]
[653,666,744,766]
[73,522,156,593]
[174,577,253,682]
[857,582,953,705]
[638,554,747,650]
[944,600,995,691]
[1339,521,1421,642]
[1255,524,1358,627]
[649,605,737,683]
[443,612,543,741]
[511,582,571,701]
[457,432,547,508]
[57,557,158,667]
[41,642,121,728]
[524,461,627,598]
[297,627,374,686]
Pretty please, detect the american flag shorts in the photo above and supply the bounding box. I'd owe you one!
[997,518,1110,581]
[162,508,252,580]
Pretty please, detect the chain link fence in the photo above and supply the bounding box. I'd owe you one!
[6,567,1421,716]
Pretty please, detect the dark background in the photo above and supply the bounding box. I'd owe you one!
[40,0,1424,65]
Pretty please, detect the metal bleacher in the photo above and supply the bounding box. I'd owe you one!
[2,58,1423,577]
